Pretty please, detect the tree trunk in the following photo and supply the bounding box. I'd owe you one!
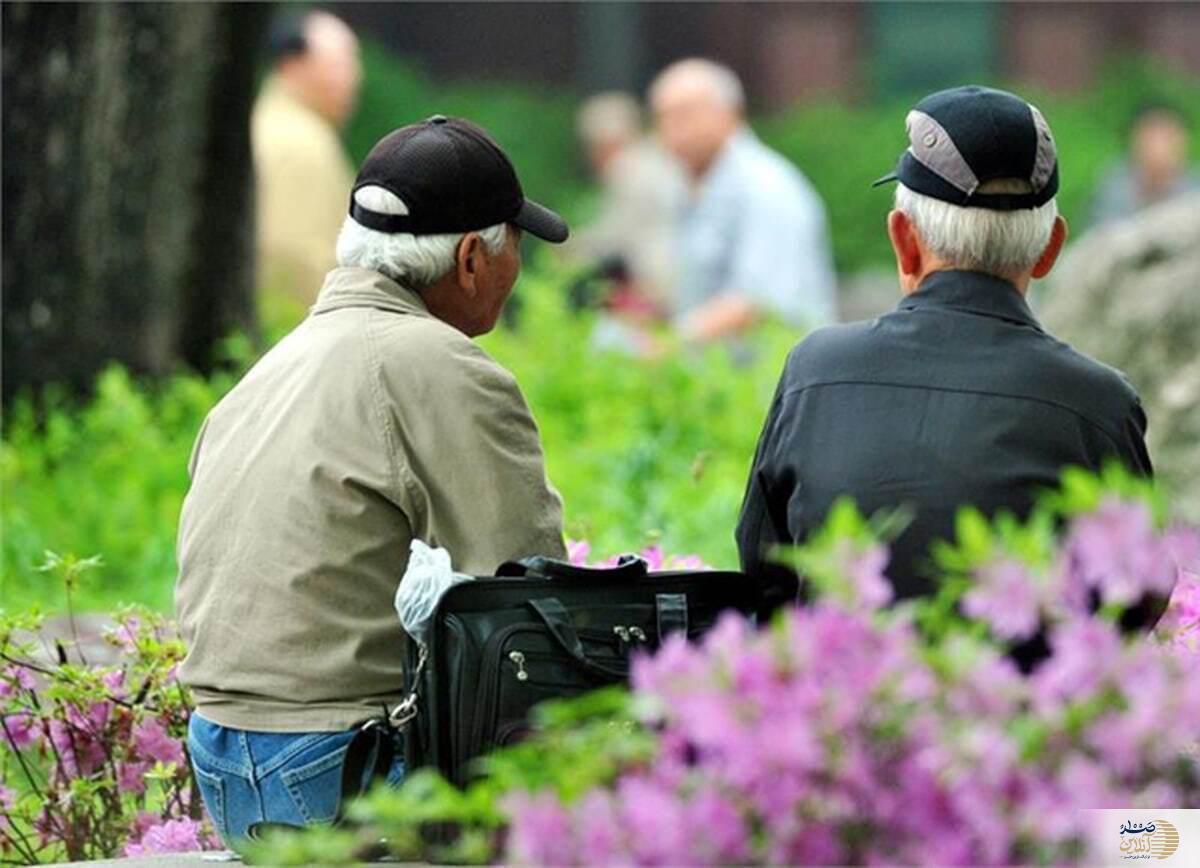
[2,2,269,402]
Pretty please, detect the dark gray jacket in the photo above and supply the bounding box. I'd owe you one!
[736,269,1151,612]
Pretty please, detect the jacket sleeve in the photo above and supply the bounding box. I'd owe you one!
[1124,397,1153,478]
[735,387,801,619]
[376,326,567,575]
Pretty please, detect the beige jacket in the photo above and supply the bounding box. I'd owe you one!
[252,78,355,306]
[175,267,566,731]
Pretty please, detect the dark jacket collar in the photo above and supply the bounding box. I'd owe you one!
[897,270,1042,330]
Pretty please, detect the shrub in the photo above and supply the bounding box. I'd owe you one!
[0,556,215,863]
[0,274,796,613]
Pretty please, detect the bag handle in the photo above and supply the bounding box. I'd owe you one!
[497,553,648,582]
[528,597,628,680]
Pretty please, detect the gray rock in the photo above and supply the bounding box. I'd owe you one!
[1039,192,1200,521]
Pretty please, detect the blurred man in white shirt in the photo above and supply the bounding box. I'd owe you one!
[650,59,838,342]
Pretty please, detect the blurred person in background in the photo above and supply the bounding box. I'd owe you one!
[178,116,568,842]
[650,58,838,343]
[738,86,1151,626]
[564,92,683,318]
[1089,101,1199,227]
[253,10,361,317]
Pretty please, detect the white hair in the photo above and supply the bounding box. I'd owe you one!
[649,58,745,111]
[894,179,1057,276]
[336,186,507,289]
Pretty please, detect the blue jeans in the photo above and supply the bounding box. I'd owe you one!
[188,712,406,847]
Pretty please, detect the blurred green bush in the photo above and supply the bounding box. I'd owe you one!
[0,269,795,613]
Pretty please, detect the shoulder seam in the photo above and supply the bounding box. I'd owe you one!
[777,379,1131,451]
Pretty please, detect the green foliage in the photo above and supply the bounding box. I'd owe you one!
[1,270,795,612]
[1,363,242,612]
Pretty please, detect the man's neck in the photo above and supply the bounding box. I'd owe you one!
[903,265,1030,297]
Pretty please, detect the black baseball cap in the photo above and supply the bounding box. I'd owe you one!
[873,85,1059,210]
[350,115,569,243]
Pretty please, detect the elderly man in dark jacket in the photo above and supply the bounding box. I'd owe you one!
[736,86,1152,614]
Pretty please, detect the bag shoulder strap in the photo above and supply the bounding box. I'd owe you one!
[496,553,647,582]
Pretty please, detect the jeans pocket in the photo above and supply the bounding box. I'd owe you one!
[279,742,350,825]
[192,763,229,844]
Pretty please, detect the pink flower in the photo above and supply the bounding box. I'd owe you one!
[129,811,160,844]
[502,791,575,865]
[1033,617,1123,710]
[1063,499,1194,607]
[682,785,751,864]
[963,559,1043,640]
[565,539,590,567]
[123,818,204,856]
[0,665,37,698]
[102,669,126,696]
[133,718,185,766]
[0,784,14,834]
[47,716,107,778]
[118,759,151,795]
[1159,570,1200,649]
[572,791,623,864]
[1,712,40,750]
[616,775,687,865]
[639,545,665,572]
[106,616,142,653]
[666,553,710,570]
[846,543,893,609]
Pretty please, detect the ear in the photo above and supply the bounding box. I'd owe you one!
[1031,216,1068,279]
[887,209,922,277]
[455,232,484,297]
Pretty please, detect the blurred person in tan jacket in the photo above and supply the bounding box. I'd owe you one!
[253,11,361,316]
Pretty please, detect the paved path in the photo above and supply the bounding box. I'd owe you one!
[54,853,241,867]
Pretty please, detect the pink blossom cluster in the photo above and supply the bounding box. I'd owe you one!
[124,815,214,857]
[1,612,217,859]
[961,499,1199,642]
[567,539,709,572]
[507,505,1200,866]
[1159,570,1200,651]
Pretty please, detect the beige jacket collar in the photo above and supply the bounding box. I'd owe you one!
[311,266,432,318]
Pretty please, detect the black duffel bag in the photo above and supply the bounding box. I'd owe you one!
[394,553,758,788]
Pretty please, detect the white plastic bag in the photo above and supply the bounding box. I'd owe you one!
[395,540,473,648]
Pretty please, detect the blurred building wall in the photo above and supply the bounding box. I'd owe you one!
[336,1,1200,108]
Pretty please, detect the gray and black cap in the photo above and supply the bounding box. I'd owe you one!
[350,115,569,243]
[873,85,1058,210]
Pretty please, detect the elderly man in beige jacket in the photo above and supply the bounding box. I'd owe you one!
[177,116,569,843]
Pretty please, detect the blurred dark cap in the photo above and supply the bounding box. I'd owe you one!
[873,85,1059,211]
[267,13,309,62]
[350,115,569,243]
